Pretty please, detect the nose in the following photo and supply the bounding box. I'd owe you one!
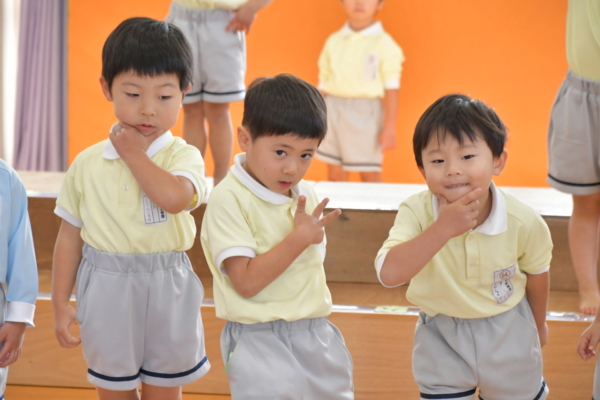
[445,159,462,176]
[283,159,298,176]
[140,98,156,116]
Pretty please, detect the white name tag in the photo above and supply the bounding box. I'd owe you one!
[142,193,168,225]
[491,265,516,304]
[363,53,380,82]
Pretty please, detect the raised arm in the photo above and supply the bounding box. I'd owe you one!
[110,124,196,214]
[226,0,274,34]
[52,220,84,348]
[224,196,341,298]
[380,188,482,286]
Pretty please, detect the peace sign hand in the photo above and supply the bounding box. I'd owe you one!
[294,196,341,246]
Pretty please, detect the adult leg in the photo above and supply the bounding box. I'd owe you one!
[140,383,182,400]
[182,101,208,157]
[204,101,233,185]
[359,172,381,182]
[96,388,139,400]
[570,192,600,314]
[328,165,349,182]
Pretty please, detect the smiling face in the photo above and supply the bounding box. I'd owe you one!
[100,71,187,141]
[238,127,320,197]
[419,131,507,205]
[341,0,383,29]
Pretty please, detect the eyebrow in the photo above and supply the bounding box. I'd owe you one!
[275,143,317,152]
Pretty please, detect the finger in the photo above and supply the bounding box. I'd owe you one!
[578,336,592,358]
[0,341,11,363]
[320,209,342,226]
[460,188,483,205]
[225,20,235,31]
[295,196,307,215]
[312,198,330,218]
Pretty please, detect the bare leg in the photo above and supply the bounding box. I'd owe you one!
[328,165,349,181]
[140,383,182,400]
[204,102,233,186]
[570,193,600,314]
[359,171,382,182]
[96,387,140,400]
[182,101,208,157]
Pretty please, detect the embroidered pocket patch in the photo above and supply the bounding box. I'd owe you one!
[142,193,168,225]
[363,53,380,82]
[491,265,516,304]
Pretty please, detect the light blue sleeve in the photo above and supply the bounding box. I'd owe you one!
[6,169,38,308]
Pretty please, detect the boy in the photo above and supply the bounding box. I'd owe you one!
[547,0,600,315]
[166,0,273,185]
[0,159,38,398]
[316,0,404,182]
[201,74,354,399]
[376,94,552,400]
[52,18,209,400]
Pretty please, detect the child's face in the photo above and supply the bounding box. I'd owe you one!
[238,128,319,197]
[419,131,507,204]
[100,71,186,140]
[341,0,383,25]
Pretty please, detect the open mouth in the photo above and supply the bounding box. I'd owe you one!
[278,181,292,188]
[446,183,469,189]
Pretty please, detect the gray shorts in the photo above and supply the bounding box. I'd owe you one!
[221,317,354,400]
[413,297,548,400]
[316,95,384,172]
[76,244,210,390]
[166,3,246,104]
[548,70,600,195]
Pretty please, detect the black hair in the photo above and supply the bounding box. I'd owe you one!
[242,74,327,142]
[413,94,507,168]
[102,17,192,91]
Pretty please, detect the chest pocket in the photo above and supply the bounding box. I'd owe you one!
[363,53,380,82]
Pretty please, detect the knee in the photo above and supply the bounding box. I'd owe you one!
[182,102,204,117]
[573,193,600,216]
[204,102,230,119]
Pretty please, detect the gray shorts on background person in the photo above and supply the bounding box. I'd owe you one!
[166,3,246,104]
[75,244,210,391]
[548,70,600,195]
[316,95,383,172]
[221,317,354,400]
[413,297,548,400]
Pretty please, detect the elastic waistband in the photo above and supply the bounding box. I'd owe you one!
[82,244,191,274]
[168,3,234,21]
[426,296,529,325]
[566,70,600,95]
[227,317,328,332]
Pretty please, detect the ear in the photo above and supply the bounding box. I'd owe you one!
[377,0,385,11]
[237,126,251,152]
[493,149,508,176]
[185,83,191,94]
[99,77,113,102]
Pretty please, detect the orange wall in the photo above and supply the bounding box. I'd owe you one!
[68,0,568,186]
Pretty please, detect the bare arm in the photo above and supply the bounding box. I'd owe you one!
[525,271,549,347]
[226,0,274,34]
[224,196,341,298]
[379,89,399,151]
[379,188,482,286]
[52,220,84,348]
[110,125,196,214]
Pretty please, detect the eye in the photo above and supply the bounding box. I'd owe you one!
[159,96,172,100]
[462,155,475,160]
[126,93,139,97]
[301,153,313,160]
[276,150,286,156]
[431,159,444,164]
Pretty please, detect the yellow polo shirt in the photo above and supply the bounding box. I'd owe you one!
[318,21,404,99]
[567,0,600,81]
[55,128,206,254]
[173,0,248,10]
[375,183,553,319]
[201,153,332,324]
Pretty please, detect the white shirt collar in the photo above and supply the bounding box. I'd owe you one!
[340,21,384,37]
[102,123,173,160]
[431,181,507,236]
[231,153,311,205]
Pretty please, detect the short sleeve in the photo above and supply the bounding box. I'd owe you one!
[374,202,422,283]
[317,37,332,90]
[167,144,207,211]
[380,36,404,90]
[518,213,553,274]
[55,157,83,228]
[201,188,258,275]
